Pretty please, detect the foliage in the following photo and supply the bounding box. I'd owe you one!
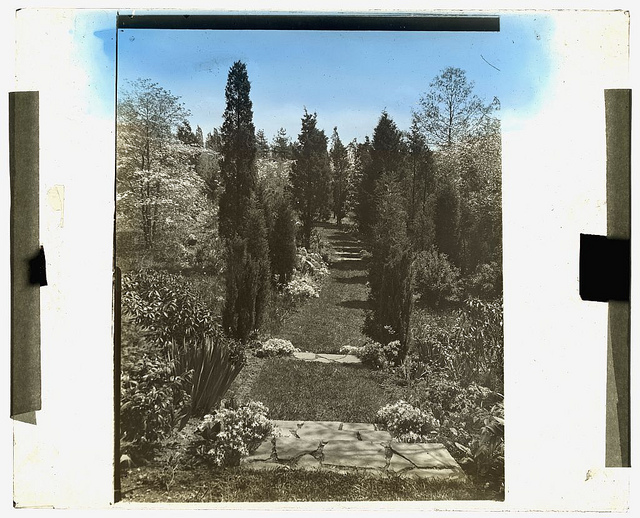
[330,127,351,226]
[169,335,246,418]
[412,299,503,392]
[364,175,414,353]
[122,269,219,344]
[413,247,462,307]
[120,354,192,458]
[355,112,404,239]
[271,127,294,160]
[465,261,502,299]
[284,275,320,301]
[341,339,402,370]
[413,67,499,149]
[290,109,332,248]
[219,60,257,240]
[434,173,461,266]
[116,79,217,271]
[375,400,439,442]
[195,401,273,467]
[222,196,272,341]
[254,338,300,358]
[269,198,298,286]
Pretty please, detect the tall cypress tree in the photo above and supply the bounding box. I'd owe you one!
[330,127,350,226]
[290,109,331,249]
[219,61,270,340]
[219,61,257,241]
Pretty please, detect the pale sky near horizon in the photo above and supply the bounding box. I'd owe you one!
[109,14,556,144]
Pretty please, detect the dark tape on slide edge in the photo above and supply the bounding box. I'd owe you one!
[579,234,630,302]
[10,91,42,418]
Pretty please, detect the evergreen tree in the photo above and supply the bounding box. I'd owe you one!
[330,127,350,226]
[270,197,297,285]
[290,109,332,249]
[205,128,223,152]
[356,111,403,240]
[218,61,270,339]
[177,120,196,146]
[434,174,461,265]
[256,129,270,158]
[364,175,414,355]
[195,125,204,148]
[219,61,257,240]
[272,127,293,160]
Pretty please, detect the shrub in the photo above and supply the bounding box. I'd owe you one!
[465,261,502,300]
[413,247,462,307]
[195,401,274,467]
[375,400,439,442]
[283,275,319,301]
[341,339,402,370]
[122,269,218,344]
[120,354,192,459]
[255,338,300,358]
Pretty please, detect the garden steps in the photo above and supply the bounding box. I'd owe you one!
[241,420,465,480]
[292,351,361,364]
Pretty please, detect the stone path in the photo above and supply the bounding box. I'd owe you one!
[241,420,465,480]
[293,351,361,364]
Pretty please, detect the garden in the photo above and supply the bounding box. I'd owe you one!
[116,61,503,502]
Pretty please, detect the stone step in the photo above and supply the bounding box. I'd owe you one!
[242,420,465,480]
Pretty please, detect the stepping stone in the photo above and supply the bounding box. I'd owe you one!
[316,353,361,364]
[272,420,305,435]
[243,439,274,462]
[293,352,317,361]
[294,454,322,470]
[323,440,387,469]
[358,430,392,442]
[387,453,415,472]
[390,442,460,469]
[274,437,319,461]
[341,422,376,432]
[295,421,343,439]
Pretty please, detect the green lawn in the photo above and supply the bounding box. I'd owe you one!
[248,357,405,422]
[277,224,371,354]
[121,465,487,502]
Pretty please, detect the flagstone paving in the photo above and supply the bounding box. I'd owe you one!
[241,420,465,480]
[293,351,361,364]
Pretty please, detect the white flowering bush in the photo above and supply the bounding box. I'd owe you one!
[376,400,439,442]
[196,401,273,467]
[284,276,320,300]
[254,338,300,358]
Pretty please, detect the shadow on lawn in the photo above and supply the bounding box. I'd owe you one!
[339,299,370,310]
[330,259,369,272]
[335,274,368,285]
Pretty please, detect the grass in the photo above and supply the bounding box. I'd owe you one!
[248,357,405,422]
[121,465,488,502]
[277,224,370,354]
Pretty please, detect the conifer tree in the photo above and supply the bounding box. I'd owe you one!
[290,109,331,249]
[330,127,350,226]
[195,125,204,148]
[218,61,270,339]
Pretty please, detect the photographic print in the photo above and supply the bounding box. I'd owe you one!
[113,14,543,503]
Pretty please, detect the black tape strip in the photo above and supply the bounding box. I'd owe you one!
[28,246,47,286]
[116,13,500,32]
[579,234,630,302]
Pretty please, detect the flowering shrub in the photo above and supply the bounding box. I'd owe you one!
[255,338,300,358]
[341,340,402,369]
[376,400,439,442]
[196,401,273,467]
[284,275,320,300]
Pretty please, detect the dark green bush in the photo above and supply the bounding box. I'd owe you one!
[413,246,462,307]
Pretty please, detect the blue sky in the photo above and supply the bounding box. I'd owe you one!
[112,14,555,144]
